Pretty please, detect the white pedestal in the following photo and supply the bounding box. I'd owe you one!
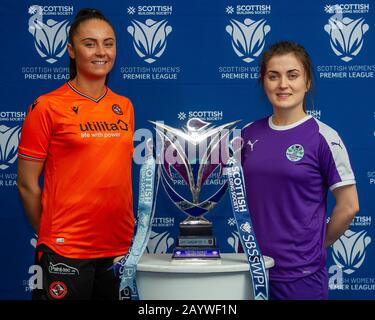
[136,253,274,300]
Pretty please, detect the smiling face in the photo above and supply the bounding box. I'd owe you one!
[263,53,311,113]
[67,19,116,81]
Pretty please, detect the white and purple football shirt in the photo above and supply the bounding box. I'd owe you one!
[241,115,355,281]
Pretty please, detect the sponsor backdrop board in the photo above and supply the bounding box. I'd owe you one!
[0,0,374,299]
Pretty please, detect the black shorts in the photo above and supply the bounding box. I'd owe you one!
[32,245,121,300]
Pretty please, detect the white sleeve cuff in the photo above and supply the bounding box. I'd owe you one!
[329,180,356,192]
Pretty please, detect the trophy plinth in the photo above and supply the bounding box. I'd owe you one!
[172,218,220,260]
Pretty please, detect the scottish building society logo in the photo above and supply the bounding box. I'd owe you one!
[332,229,371,274]
[324,4,370,62]
[28,5,72,64]
[0,125,21,170]
[225,5,271,63]
[127,6,173,64]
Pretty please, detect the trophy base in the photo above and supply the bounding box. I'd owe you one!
[172,218,220,261]
[172,247,221,260]
[177,235,215,247]
[179,220,213,236]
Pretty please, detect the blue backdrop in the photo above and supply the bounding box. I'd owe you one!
[0,0,374,299]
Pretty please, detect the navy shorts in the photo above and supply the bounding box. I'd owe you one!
[32,246,121,300]
[269,267,329,300]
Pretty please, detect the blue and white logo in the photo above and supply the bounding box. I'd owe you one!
[127,19,172,64]
[227,231,241,253]
[226,6,235,14]
[0,125,21,170]
[146,230,174,253]
[324,16,369,62]
[332,229,371,274]
[127,6,136,15]
[227,217,236,227]
[28,6,70,64]
[226,18,271,63]
[177,112,187,121]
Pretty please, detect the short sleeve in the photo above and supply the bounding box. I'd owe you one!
[318,122,356,191]
[18,97,53,162]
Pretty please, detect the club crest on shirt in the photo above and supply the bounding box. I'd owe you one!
[112,104,123,115]
[49,281,68,299]
[286,144,304,162]
[72,106,79,114]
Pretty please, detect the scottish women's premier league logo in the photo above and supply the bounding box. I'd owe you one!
[324,16,369,62]
[127,19,172,64]
[28,6,70,64]
[151,118,239,260]
[226,18,271,63]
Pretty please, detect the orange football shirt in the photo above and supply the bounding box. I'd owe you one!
[18,82,135,258]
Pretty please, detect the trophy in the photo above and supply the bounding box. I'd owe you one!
[151,118,239,261]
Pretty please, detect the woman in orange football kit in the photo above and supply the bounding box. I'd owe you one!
[18,9,134,300]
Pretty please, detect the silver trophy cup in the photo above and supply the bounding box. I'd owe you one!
[151,118,239,260]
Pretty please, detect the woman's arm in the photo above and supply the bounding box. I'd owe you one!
[325,184,359,247]
[17,159,44,232]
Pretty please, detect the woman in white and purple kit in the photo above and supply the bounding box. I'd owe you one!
[241,41,359,300]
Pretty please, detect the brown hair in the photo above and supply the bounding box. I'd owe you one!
[68,8,115,83]
[259,41,314,112]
